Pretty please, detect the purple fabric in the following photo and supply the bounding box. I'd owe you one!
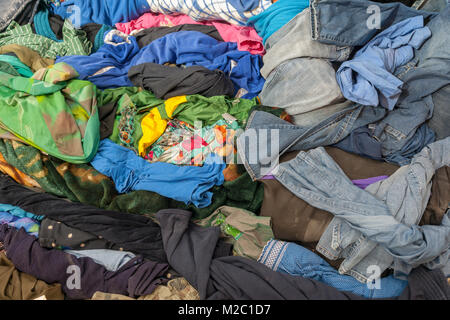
[352,176,389,189]
[0,224,169,300]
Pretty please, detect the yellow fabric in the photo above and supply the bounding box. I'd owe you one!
[138,96,187,156]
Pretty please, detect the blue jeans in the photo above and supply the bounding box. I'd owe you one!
[273,137,450,282]
[258,239,408,298]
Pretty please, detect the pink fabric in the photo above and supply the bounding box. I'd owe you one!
[115,12,265,56]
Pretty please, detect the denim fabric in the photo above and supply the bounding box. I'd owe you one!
[427,84,450,140]
[0,0,36,32]
[310,0,436,47]
[336,16,431,110]
[258,239,408,298]
[65,249,136,272]
[273,138,450,282]
[259,8,351,124]
[236,103,386,180]
[367,5,450,165]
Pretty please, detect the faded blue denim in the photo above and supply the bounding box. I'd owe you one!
[237,0,441,179]
[258,239,408,298]
[332,3,450,165]
[273,137,450,282]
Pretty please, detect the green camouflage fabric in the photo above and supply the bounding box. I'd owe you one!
[195,206,274,260]
[0,62,100,163]
[0,138,264,219]
[0,20,91,59]
[91,277,199,300]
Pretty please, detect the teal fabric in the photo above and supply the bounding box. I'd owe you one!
[247,0,309,45]
[33,8,63,42]
[0,54,33,77]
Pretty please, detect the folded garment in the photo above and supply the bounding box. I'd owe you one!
[132,24,223,47]
[115,12,265,55]
[91,139,226,208]
[0,175,167,263]
[56,30,264,99]
[0,225,169,300]
[0,252,64,300]
[0,20,91,59]
[336,16,432,110]
[128,63,235,99]
[259,239,408,298]
[0,62,100,163]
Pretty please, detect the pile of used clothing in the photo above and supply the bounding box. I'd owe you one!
[0,0,448,301]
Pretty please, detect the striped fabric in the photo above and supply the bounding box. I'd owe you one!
[0,20,91,59]
[146,0,273,25]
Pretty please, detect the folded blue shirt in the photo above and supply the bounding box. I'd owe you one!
[258,239,408,298]
[90,139,226,208]
[56,30,264,99]
[336,15,431,110]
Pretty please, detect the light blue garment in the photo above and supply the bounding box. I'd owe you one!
[337,16,431,110]
[247,0,309,45]
[65,249,136,272]
[90,139,226,208]
[273,137,450,282]
[56,30,264,99]
[49,0,151,26]
[0,211,40,237]
[258,239,408,298]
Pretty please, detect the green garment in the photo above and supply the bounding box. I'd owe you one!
[195,206,274,260]
[169,95,259,127]
[0,62,100,163]
[0,55,33,77]
[101,89,259,153]
[0,20,91,59]
[0,138,264,219]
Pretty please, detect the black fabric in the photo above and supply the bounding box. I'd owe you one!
[156,208,450,300]
[128,63,235,99]
[39,218,119,251]
[98,101,118,139]
[0,174,167,263]
[134,24,223,48]
[0,224,169,300]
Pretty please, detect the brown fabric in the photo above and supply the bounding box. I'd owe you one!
[91,277,199,300]
[0,252,64,300]
[420,166,450,226]
[0,152,40,188]
[0,44,54,72]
